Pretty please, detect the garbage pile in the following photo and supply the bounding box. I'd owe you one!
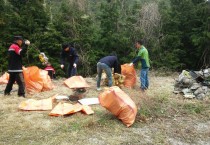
[104,73,125,88]
[64,76,90,101]
[174,69,210,100]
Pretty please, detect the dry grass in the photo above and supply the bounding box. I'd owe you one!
[0,72,210,145]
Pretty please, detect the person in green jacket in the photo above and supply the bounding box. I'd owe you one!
[130,40,150,91]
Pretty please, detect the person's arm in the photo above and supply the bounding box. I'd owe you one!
[20,40,30,56]
[132,56,141,64]
[72,48,79,65]
[19,44,28,56]
[60,51,66,69]
[60,50,66,65]
[113,59,121,74]
[52,67,55,74]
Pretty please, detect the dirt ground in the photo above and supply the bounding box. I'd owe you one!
[0,72,210,145]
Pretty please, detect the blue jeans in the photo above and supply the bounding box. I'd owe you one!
[140,68,149,90]
[67,64,77,78]
[97,62,112,88]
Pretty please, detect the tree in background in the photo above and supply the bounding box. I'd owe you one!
[191,0,210,69]
[53,0,100,76]
[98,0,141,64]
[0,0,209,76]
[158,0,210,70]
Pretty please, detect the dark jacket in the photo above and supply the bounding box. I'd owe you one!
[7,42,27,72]
[99,56,121,74]
[60,47,79,65]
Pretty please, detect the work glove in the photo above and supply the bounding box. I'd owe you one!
[129,63,133,66]
[25,40,30,45]
[60,64,64,69]
[73,63,77,68]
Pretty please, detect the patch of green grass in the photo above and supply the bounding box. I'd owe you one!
[139,93,170,118]
[182,103,204,114]
[70,122,82,131]
[153,132,167,144]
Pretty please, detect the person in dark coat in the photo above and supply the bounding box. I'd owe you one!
[96,55,121,91]
[4,36,30,97]
[60,43,79,78]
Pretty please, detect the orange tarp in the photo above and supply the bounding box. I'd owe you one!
[121,64,137,88]
[49,102,83,116]
[82,105,94,115]
[0,72,9,85]
[99,86,137,127]
[64,76,90,89]
[18,97,53,111]
[23,66,54,94]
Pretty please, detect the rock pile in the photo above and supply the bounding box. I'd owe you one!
[174,69,210,100]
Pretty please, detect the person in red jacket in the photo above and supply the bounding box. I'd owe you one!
[44,63,56,79]
[4,36,30,97]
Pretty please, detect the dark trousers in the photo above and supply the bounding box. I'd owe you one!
[67,64,77,78]
[47,70,56,79]
[4,72,25,96]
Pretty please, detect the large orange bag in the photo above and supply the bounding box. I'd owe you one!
[121,64,137,88]
[49,102,83,116]
[64,76,90,89]
[18,97,53,111]
[23,66,54,93]
[99,86,137,127]
[40,69,55,91]
[82,105,94,115]
[0,72,9,85]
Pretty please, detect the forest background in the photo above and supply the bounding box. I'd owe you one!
[0,0,209,77]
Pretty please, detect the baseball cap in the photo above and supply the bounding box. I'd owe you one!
[14,36,24,42]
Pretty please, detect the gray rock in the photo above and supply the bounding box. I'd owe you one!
[202,86,208,94]
[196,93,205,100]
[194,87,203,96]
[190,83,201,90]
[183,94,195,99]
[182,88,192,95]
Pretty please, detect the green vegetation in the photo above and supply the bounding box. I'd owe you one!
[0,0,209,76]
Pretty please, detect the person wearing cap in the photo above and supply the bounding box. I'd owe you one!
[4,36,30,97]
[129,40,150,91]
[96,54,121,91]
[60,43,79,78]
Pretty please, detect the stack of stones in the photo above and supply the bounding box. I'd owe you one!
[174,69,210,100]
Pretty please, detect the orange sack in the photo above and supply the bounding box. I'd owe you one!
[49,102,83,116]
[82,105,94,115]
[99,86,137,127]
[0,72,9,85]
[121,64,137,88]
[64,76,90,89]
[23,66,54,94]
[18,97,53,111]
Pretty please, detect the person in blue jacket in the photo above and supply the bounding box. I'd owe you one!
[60,43,79,78]
[96,54,121,91]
